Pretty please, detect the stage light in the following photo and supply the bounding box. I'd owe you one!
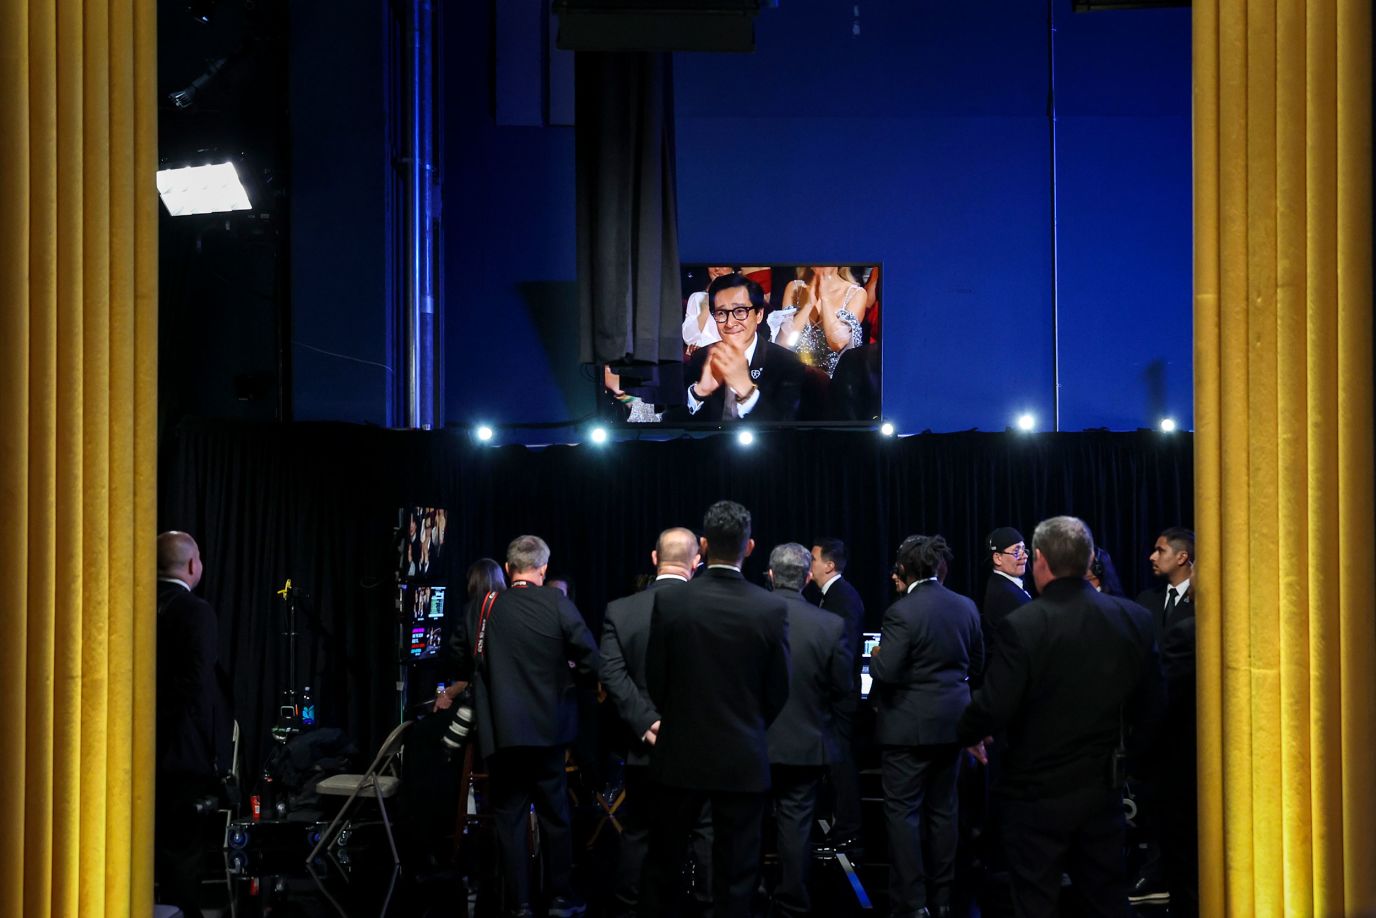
[737,430,755,447]
[880,421,896,437]
[589,426,609,445]
[156,162,251,216]
[1159,417,1177,433]
[475,425,494,442]
[1016,413,1036,432]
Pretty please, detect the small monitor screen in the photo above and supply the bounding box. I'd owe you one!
[400,583,447,659]
[860,632,881,699]
[397,506,448,580]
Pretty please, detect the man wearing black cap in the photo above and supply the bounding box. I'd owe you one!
[981,526,1031,656]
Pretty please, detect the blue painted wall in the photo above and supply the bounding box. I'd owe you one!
[429,0,1192,437]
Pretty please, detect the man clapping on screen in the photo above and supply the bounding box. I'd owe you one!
[682,273,806,422]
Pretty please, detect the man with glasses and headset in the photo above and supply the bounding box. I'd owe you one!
[679,273,807,422]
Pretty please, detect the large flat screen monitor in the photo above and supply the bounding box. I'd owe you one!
[602,264,882,425]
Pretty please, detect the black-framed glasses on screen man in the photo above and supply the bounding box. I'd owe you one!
[996,546,1028,558]
[712,306,757,323]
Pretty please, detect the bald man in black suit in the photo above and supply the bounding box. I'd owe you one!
[155,531,233,918]
[599,527,701,916]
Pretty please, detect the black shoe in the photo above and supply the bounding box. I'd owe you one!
[548,895,588,917]
[1127,882,1171,906]
[1128,860,1171,905]
[508,906,535,918]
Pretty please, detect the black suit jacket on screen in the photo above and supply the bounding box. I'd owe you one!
[958,578,1165,799]
[646,566,791,793]
[871,580,984,747]
[599,576,685,767]
[453,583,601,759]
[766,588,851,766]
[679,337,807,422]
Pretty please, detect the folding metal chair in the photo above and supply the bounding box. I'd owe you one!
[306,720,412,864]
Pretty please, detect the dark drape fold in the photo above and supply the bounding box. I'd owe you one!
[575,51,681,365]
[160,422,1191,779]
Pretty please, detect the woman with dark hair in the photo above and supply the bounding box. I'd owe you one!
[1086,546,1126,597]
[434,559,507,714]
[466,557,507,600]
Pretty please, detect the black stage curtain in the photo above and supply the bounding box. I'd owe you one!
[575,50,682,365]
[160,421,1192,777]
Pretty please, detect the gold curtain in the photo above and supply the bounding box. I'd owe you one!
[0,2,157,916]
[1195,0,1375,915]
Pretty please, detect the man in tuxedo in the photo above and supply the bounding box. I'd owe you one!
[981,526,1031,656]
[155,531,234,918]
[643,500,791,918]
[959,516,1164,918]
[1136,527,1194,641]
[1127,527,1197,915]
[810,536,866,852]
[871,535,984,918]
[681,273,807,422]
[765,543,852,917]
[599,527,701,916]
[452,535,600,918]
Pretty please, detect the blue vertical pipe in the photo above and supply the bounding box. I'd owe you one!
[406,0,437,428]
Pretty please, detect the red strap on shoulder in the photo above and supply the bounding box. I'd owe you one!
[473,591,499,657]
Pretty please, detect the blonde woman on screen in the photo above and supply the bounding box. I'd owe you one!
[772,266,866,377]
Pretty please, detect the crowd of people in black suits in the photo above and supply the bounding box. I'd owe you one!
[151,504,1198,918]
[418,503,1198,918]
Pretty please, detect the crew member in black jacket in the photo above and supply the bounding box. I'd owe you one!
[981,526,1031,656]
[598,527,701,915]
[872,535,984,918]
[155,531,234,918]
[766,543,852,917]
[450,535,600,918]
[959,516,1165,918]
[643,500,791,918]
[810,536,866,851]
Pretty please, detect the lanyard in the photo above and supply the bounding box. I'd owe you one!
[473,591,499,658]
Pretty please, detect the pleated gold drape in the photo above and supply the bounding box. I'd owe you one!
[0,2,157,916]
[1195,0,1376,915]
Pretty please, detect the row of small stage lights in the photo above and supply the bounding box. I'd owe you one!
[469,415,1183,447]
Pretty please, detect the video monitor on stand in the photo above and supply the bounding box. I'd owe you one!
[401,583,448,660]
[397,506,449,582]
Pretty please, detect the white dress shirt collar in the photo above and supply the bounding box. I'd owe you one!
[994,570,1026,591]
